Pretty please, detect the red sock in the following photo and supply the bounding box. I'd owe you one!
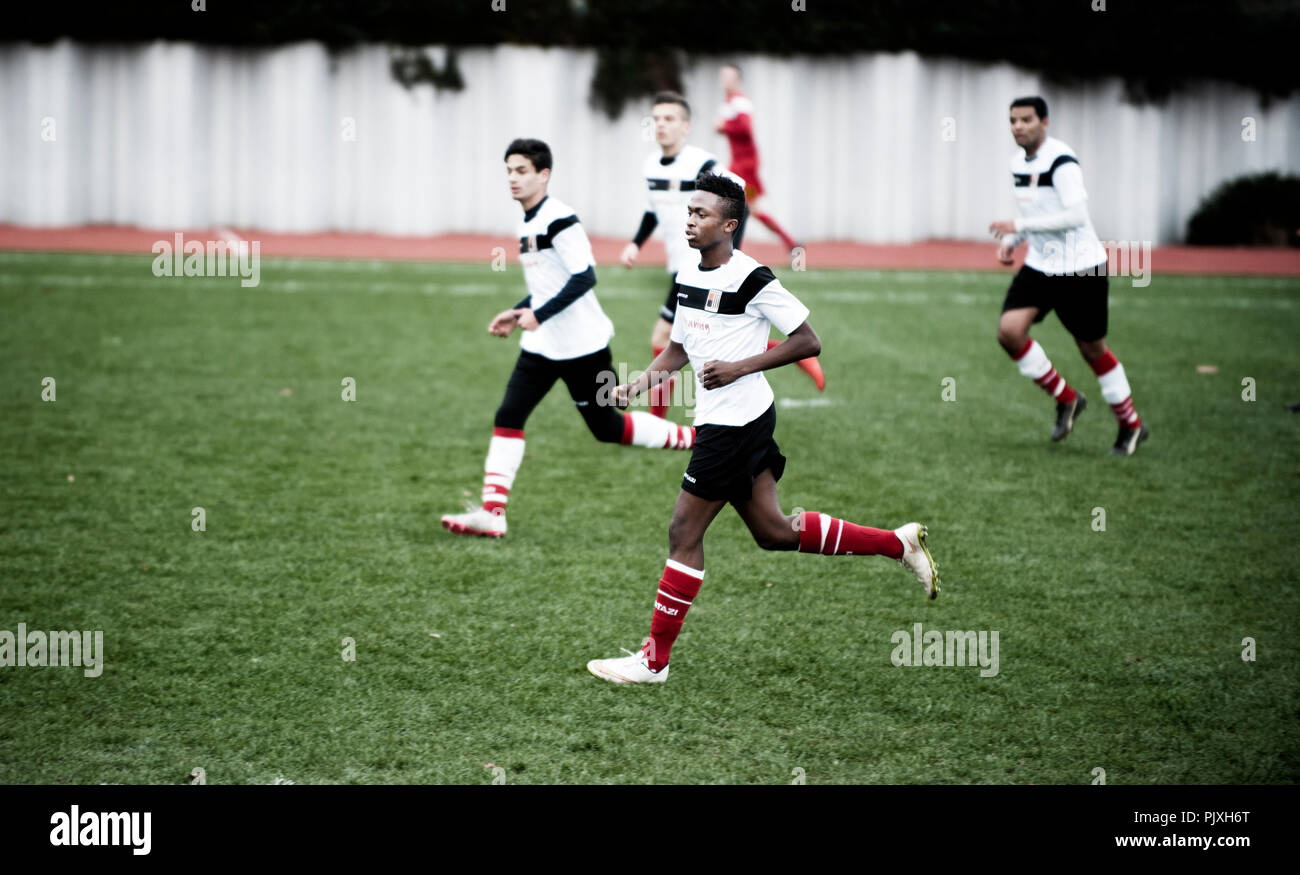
[756,212,798,251]
[645,560,704,671]
[648,345,675,418]
[797,511,902,559]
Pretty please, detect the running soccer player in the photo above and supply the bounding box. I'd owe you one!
[620,92,823,418]
[714,63,801,258]
[440,139,696,539]
[586,173,938,685]
[989,96,1149,456]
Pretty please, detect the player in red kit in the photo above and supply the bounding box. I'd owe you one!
[715,63,800,259]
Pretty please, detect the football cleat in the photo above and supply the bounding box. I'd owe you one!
[586,647,668,684]
[440,505,507,538]
[1051,393,1086,442]
[1110,422,1150,456]
[796,356,827,392]
[893,522,940,599]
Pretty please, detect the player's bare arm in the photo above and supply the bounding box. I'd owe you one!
[488,308,521,337]
[698,321,821,390]
[613,341,690,408]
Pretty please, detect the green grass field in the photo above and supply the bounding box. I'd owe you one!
[1,250,1297,784]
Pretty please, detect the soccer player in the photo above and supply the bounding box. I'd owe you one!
[989,96,1149,456]
[440,139,696,539]
[620,92,824,418]
[586,173,938,685]
[714,63,801,258]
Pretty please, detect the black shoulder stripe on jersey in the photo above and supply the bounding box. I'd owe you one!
[648,178,698,191]
[1012,154,1078,188]
[518,214,580,253]
[737,265,777,301]
[675,266,776,316]
[698,158,717,175]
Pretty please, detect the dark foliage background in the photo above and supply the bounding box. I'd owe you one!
[5,0,1298,116]
[1186,172,1300,247]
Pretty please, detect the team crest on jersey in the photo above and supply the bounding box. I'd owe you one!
[668,178,680,192]
[1029,173,1039,188]
[705,289,723,312]
[524,235,538,253]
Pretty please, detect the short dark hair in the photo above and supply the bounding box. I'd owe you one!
[652,91,691,119]
[1010,96,1048,120]
[504,138,552,172]
[694,171,745,222]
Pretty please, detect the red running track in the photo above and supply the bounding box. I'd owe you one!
[2,224,1298,276]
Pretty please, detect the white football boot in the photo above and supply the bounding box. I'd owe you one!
[587,647,668,684]
[893,522,939,599]
[440,504,507,538]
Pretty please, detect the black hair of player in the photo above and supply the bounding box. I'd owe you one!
[504,138,552,172]
[652,91,691,120]
[1009,96,1048,120]
[694,171,745,223]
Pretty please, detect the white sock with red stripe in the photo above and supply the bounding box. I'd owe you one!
[1011,338,1078,404]
[482,427,525,516]
[1089,350,1141,428]
[620,411,695,450]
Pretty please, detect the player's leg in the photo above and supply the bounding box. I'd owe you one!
[441,352,558,537]
[559,346,694,450]
[747,188,799,254]
[1058,271,1148,455]
[589,415,744,683]
[998,267,1085,442]
[732,468,938,598]
[648,275,679,418]
[767,336,826,391]
[586,489,726,683]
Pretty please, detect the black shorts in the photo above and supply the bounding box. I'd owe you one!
[682,403,786,503]
[1001,264,1109,342]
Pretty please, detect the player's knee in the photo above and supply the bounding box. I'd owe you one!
[996,323,1025,352]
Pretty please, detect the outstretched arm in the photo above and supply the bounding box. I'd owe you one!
[698,321,821,390]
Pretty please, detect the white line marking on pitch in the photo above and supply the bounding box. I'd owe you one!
[778,398,835,408]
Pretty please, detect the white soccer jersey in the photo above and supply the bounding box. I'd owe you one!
[642,145,743,274]
[517,195,614,360]
[670,249,810,427]
[1009,136,1108,275]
